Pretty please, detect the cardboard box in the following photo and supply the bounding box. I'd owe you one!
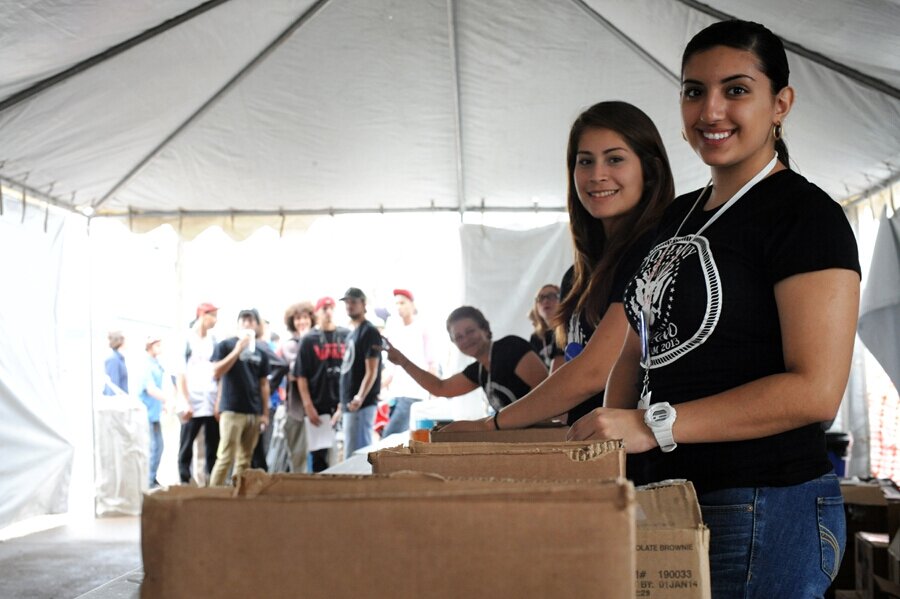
[634,481,711,599]
[890,531,900,584]
[369,439,625,480]
[429,423,569,444]
[842,480,900,536]
[831,481,900,594]
[857,532,891,599]
[141,471,636,598]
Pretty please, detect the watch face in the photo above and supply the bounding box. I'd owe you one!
[647,404,671,424]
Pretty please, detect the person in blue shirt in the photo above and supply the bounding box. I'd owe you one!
[140,336,167,488]
[103,330,128,396]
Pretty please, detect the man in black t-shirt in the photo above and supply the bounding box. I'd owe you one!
[295,297,349,472]
[339,287,382,456]
[208,308,271,486]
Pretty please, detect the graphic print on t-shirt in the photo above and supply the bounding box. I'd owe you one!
[485,379,518,411]
[626,234,722,368]
[340,341,354,375]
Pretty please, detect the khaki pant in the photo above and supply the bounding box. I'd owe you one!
[209,412,259,486]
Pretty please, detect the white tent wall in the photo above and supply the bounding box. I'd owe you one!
[0,198,92,530]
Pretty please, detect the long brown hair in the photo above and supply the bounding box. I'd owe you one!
[554,101,675,347]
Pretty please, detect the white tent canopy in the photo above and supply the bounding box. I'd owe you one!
[1,0,898,227]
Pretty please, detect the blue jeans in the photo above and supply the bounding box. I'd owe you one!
[699,472,845,599]
[382,397,422,436]
[148,421,164,487]
[342,404,377,456]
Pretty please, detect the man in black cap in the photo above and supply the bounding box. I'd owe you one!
[339,288,382,456]
[208,308,270,486]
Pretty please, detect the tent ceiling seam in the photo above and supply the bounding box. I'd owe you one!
[446,0,467,215]
[675,0,900,101]
[569,0,680,84]
[91,0,333,211]
[90,205,568,219]
[0,0,234,114]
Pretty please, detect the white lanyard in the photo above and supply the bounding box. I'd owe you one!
[637,154,778,409]
[675,154,778,240]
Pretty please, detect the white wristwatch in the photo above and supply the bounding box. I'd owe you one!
[644,402,677,453]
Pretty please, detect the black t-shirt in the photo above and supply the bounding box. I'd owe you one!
[212,337,271,415]
[339,320,382,408]
[294,327,349,415]
[461,335,537,412]
[562,231,657,423]
[623,170,861,493]
[529,330,562,371]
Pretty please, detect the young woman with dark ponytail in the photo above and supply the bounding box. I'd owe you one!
[570,20,861,597]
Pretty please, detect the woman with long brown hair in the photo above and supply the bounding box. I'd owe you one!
[442,100,674,432]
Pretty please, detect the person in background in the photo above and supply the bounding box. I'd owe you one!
[441,101,673,438]
[103,330,128,396]
[339,287,382,456]
[175,302,220,485]
[251,318,288,471]
[139,336,168,488]
[209,309,271,486]
[527,284,564,373]
[296,296,348,471]
[571,20,860,597]
[272,301,316,473]
[383,306,547,415]
[380,288,437,437]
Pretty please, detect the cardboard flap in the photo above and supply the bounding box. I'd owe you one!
[144,476,635,505]
[635,480,703,529]
[208,470,635,504]
[840,480,900,505]
[405,439,623,459]
[889,530,900,560]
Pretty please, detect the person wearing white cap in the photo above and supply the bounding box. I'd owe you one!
[139,336,166,488]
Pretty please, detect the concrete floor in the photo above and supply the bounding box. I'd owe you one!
[0,515,141,599]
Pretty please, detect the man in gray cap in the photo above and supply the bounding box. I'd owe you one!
[339,288,382,456]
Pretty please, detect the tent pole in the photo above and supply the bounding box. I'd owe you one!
[91,0,334,211]
[675,0,900,100]
[446,0,467,217]
[569,0,679,84]
[0,0,234,113]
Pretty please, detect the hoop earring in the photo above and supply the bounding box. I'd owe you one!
[773,122,783,141]
[681,130,688,141]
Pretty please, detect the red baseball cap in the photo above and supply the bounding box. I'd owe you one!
[315,297,336,311]
[393,288,414,302]
[196,302,218,318]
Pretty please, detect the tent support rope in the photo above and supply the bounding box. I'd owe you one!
[91,0,333,210]
[675,0,900,100]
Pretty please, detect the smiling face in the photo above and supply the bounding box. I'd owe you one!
[448,317,490,358]
[573,128,644,236]
[293,312,312,335]
[681,45,792,179]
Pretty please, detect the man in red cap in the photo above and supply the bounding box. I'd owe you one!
[293,297,349,471]
[174,302,219,485]
[381,289,437,436]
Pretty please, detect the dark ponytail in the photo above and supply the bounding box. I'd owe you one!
[682,20,791,168]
